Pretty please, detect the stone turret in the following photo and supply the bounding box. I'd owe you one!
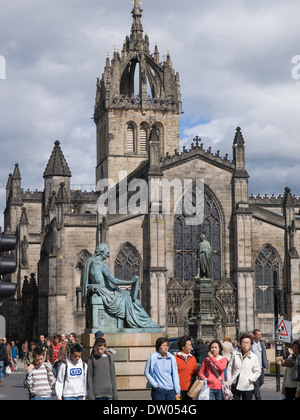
[43,141,71,204]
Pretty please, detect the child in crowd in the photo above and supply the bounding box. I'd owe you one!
[23,341,36,368]
[24,347,56,400]
[87,337,118,400]
[55,344,87,400]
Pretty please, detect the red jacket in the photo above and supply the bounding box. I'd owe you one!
[199,356,227,389]
[52,342,61,361]
[175,353,197,392]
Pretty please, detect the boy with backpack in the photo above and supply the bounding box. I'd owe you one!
[55,344,87,400]
[24,347,56,400]
[87,337,118,400]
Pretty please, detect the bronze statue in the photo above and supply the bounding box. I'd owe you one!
[195,234,212,278]
[82,243,159,329]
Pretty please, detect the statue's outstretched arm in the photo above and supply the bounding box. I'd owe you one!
[102,263,138,286]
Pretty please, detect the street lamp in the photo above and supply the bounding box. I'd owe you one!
[236,319,240,340]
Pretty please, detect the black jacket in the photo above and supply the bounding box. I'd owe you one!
[0,343,9,366]
[193,344,208,365]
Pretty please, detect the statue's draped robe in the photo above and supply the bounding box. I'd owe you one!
[82,257,158,328]
[198,240,212,278]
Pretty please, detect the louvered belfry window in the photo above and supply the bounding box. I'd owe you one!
[140,126,147,153]
[127,123,134,153]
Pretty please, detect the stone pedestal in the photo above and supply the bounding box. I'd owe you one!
[81,331,166,391]
[187,276,217,341]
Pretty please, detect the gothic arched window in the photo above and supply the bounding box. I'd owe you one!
[114,243,141,281]
[174,187,221,282]
[74,249,92,311]
[255,246,279,313]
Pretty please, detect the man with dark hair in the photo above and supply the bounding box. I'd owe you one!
[251,328,267,400]
[90,331,116,357]
[175,336,197,400]
[36,334,47,349]
[68,333,77,345]
[36,334,48,362]
[24,347,56,400]
[55,343,87,400]
[87,338,118,400]
[193,339,209,366]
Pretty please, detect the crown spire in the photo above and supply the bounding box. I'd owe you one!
[131,0,144,41]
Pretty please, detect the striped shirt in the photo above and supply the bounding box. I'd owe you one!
[25,363,56,398]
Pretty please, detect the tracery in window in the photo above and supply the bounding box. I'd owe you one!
[174,186,221,282]
[255,246,279,312]
[114,243,141,281]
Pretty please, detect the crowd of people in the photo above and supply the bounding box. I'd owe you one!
[0,329,300,401]
[145,330,300,401]
[0,330,117,400]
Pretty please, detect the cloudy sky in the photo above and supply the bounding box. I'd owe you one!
[1,0,300,228]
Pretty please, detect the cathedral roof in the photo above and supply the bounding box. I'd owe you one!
[43,141,71,178]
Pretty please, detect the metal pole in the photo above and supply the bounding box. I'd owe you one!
[273,269,281,392]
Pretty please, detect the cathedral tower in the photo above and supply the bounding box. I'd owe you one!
[94,0,182,186]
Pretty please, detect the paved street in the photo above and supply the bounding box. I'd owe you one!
[0,361,284,401]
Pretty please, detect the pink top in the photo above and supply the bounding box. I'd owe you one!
[199,356,228,389]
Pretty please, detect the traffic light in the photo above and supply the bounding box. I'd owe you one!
[278,289,288,316]
[0,234,17,300]
[0,282,17,299]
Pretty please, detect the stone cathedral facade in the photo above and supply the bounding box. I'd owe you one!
[2,1,300,342]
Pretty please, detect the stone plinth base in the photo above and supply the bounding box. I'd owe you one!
[81,331,166,391]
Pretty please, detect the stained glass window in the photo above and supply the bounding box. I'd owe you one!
[174,187,221,282]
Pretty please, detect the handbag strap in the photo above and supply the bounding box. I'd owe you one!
[209,359,224,384]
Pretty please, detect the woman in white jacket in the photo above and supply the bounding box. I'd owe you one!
[227,334,261,400]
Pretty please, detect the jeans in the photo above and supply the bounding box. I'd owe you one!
[63,396,84,400]
[209,388,223,400]
[52,362,61,377]
[95,397,112,400]
[151,387,176,401]
[0,361,5,380]
[29,395,52,400]
[253,368,264,400]
[12,358,18,370]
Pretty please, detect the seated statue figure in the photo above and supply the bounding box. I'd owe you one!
[82,243,159,329]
